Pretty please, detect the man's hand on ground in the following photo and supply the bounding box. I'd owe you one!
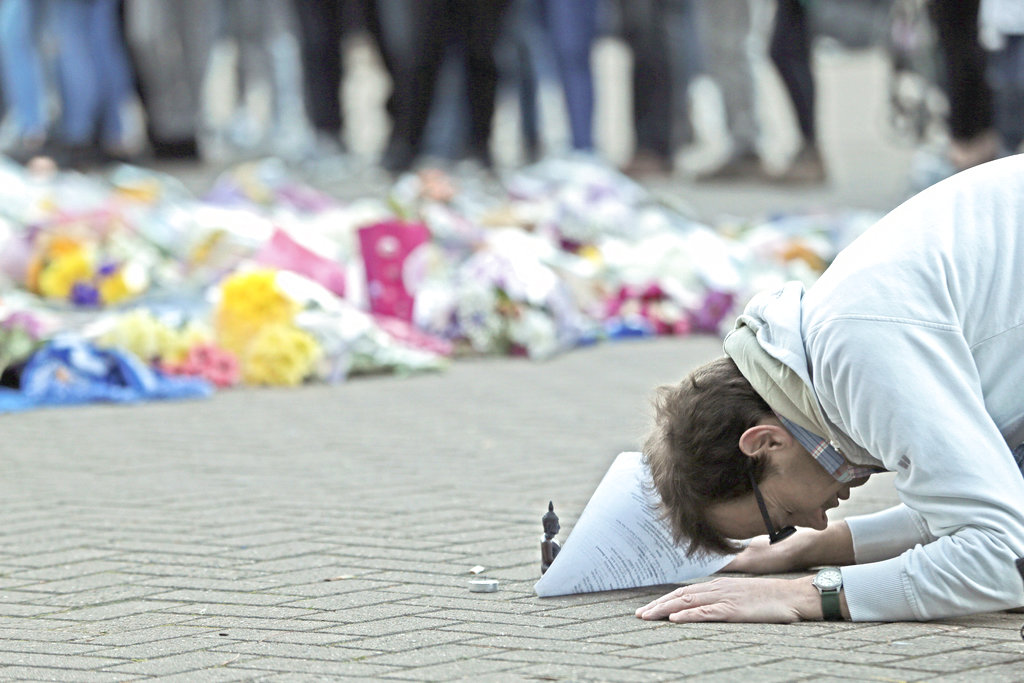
[634,576,820,623]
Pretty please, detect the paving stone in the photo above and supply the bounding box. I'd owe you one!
[83,634,228,660]
[676,661,818,683]
[210,640,384,661]
[362,643,496,668]
[41,599,189,621]
[5,560,129,582]
[479,647,649,669]
[322,616,458,638]
[130,668,261,683]
[507,662,681,682]
[280,590,404,612]
[0,651,124,669]
[462,634,629,654]
[0,602,62,617]
[100,650,262,676]
[0,666,135,682]
[780,656,935,681]
[893,647,1024,673]
[380,657,528,681]
[66,624,211,647]
[927,661,1024,683]
[342,629,478,653]
[229,655,396,678]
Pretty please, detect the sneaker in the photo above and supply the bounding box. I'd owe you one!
[694,150,768,182]
[771,144,827,185]
[3,135,49,166]
[150,137,200,161]
[622,151,672,178]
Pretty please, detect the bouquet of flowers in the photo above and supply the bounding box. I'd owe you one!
[214,268,322,386]
[95,309,239,388]
[0,308,52,379]
[22,211,153,307]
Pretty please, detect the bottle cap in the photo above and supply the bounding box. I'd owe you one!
[468,578,499,593]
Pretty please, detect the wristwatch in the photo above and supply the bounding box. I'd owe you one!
[813,567,844,621]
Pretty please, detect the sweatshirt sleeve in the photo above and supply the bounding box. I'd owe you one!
[844,504,934,564]
[810,319,1024,621]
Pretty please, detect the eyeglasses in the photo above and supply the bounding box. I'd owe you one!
[748,468,797,544]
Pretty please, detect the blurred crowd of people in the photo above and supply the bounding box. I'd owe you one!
[0,0,1021,186]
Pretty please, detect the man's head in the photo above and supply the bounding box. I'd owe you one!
[644,357,854,556]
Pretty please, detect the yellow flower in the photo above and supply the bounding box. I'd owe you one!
[97,310,213,363]
[97,309,168,361]
[98,269,131,305]
[241,323,321,386]
[215,269,300,355]
[36,247,94,300]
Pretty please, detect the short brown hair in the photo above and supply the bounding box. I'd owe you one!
[643,356,772,557]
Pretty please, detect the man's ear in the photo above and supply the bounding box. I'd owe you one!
[738,422,790,458]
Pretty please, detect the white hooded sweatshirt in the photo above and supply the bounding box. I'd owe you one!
[728,155,1024,621]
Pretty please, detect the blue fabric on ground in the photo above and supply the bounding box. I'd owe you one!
[0,336,213,412]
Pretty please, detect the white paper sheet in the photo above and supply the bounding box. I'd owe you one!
[534,452,736,597]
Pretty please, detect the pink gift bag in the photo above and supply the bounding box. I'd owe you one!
[358,220,430,322]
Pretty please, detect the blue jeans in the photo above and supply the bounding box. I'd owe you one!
[537,0,597,151]
[0,0,50,139]
[50,0,133,146]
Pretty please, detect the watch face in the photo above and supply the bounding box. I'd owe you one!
[815,568,843,591]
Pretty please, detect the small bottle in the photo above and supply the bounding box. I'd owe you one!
[541,501,561,574]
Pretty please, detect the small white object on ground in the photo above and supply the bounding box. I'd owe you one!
[468,578,499,593]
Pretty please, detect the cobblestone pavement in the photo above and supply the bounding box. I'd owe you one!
[4,47,1024,682]
[3,337,1024,682]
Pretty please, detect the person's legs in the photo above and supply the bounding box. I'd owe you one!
[929,0,993,143]
[986,35,1024,154]
[125,0,216,156]
[374,0,447,171]
[492,0,541,162]
[51,0,101,147]
[696,0,764,178]
[1002,36,1024,153]
[663,0,700,153]
[458,0,510,165]
[768,0,825,183]
[768,0,815,145]
[292,0,344,139]
[88,0,134,150]
[0,0,49,145]
[538,0,597,152]
[929,0,998,169]
[620,0,673,168]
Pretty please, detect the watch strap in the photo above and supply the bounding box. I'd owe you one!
[820,588,842,621]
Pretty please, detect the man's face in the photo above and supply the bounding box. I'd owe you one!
[705,423,865,541]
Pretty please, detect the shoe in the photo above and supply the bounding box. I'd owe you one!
[771,144,827,185]
[3,135,50,166]
[58,144,105,171]
[694,150,768,182]
[150,137,200,161]
[622,151,672,178]
[381,137,417,175]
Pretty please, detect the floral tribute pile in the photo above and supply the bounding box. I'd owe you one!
[0,156,879,411]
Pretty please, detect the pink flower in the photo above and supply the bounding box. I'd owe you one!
[159,343,239,388]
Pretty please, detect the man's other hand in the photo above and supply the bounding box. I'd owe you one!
[634,576,820,623]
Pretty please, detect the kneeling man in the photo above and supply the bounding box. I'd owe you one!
[638,155,1024,623]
